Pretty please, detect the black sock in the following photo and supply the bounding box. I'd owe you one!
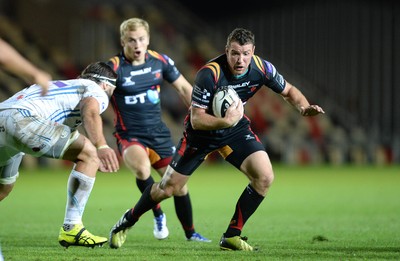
[224,184,264,238]
[174,193,195,238]
[127,184,160,223]
[136,177,163,217]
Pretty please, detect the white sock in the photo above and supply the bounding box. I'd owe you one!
[63,169,95,227]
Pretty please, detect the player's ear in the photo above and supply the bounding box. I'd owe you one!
[99,81,107,90]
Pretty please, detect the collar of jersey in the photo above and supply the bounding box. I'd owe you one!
[233,69,249,79]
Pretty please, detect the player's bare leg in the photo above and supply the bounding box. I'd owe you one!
[220,151,273,251]
[123,145,169,239]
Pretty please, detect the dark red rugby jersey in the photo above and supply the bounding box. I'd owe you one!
[187,53,286,136]
[107,50,181,134]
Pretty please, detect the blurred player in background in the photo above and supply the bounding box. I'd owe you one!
[109,28,325,251]
[106,18,209,242]
[0,61,120,248]
[0,38,51,95]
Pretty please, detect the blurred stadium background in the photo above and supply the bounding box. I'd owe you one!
[0,0,398,167]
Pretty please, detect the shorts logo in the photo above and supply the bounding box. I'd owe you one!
[32,144,46,152]
[171,160,177,168]
[245,134,254,140]
[61,129,69,139]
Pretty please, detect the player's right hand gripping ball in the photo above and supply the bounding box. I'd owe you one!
[212,86,240,118]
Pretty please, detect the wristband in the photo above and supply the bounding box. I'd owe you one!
[97,145,110,150]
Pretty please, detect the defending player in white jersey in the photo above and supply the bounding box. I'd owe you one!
[0,61,120,248]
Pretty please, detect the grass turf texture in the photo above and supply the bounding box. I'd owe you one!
[0,163,399,260]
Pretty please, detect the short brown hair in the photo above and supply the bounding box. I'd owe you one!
[226,28,255,48]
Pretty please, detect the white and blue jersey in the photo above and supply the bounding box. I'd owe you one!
[0,78,108,184]
[0,79,109,130]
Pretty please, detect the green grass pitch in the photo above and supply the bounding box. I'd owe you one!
[0,163,399,260]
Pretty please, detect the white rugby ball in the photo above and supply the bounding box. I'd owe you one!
[212,86,240,118]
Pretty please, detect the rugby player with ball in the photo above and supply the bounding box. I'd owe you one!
[110,28,324,251]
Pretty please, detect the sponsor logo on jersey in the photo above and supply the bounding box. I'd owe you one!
[147,89,160,104]
[245,134,255,140]
[130,67,152,76]
[222,81,250,90]
[125,93,147,104]
[123,76,135,86]
[193,85,211,102]
[122,67,153,86]
[124,88,160,105]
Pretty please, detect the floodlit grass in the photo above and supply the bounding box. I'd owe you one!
[0,163,399,260]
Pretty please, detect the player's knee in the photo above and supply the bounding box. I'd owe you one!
[173,184,188,196]
[123,157,151,179]
[254,171,274,193]
[154,182,174,199]
[164,189,174,198]
[134,167,151,180]
[166,183,186,198]
[263,171,274,187]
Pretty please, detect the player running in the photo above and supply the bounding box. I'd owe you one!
[109,28,324,251]
[106,18,209,242]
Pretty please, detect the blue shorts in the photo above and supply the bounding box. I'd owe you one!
[114,125,176,169]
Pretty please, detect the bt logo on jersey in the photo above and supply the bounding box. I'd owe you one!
[125,93,146,104]
[124,89,160,105]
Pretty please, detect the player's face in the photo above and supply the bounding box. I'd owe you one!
[226,42,254,76]
[121,27,150,65]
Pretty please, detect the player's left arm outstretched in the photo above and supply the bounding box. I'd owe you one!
[280,81,325,116]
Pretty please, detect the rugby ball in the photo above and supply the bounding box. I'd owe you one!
[212,86,240,118]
